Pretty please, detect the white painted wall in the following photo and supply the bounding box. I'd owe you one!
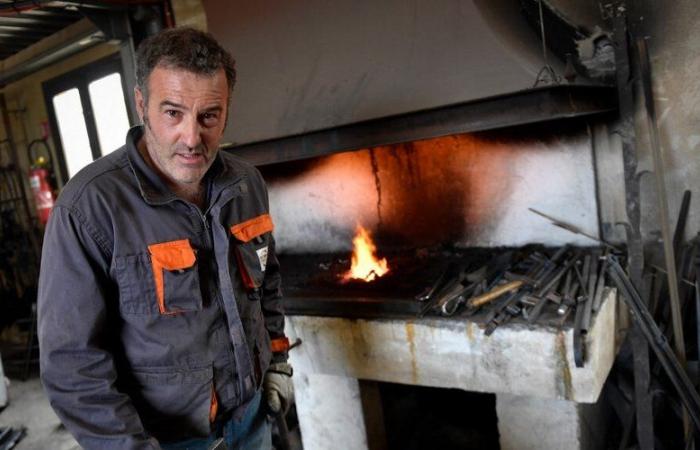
[632,1,700,242]
[269,130,600,253]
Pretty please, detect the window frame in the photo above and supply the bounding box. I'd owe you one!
[43,54,133,184]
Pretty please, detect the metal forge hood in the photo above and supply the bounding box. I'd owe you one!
[203,0,609,148]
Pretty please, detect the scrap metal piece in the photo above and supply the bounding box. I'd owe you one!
[607,256,700,431]
[611,5,654,447]
[484,291,525,335]
[520,295,539,307]
[673,190,692,257]
[527,252,580,324]
[592,251,609,312]
[581,249,600,332]
[0,427,26,450]
[506,304,522,316]
[417,264,464,317]
[440,291,471,316]
[557,303,569,316]
[415,265,453,302]
[529,208,618,250]
[572,296,586,367]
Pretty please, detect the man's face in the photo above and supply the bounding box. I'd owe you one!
[135,65,229,190]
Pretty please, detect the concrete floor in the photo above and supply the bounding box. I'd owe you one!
[0,376,302,450]
[0,377,79,450]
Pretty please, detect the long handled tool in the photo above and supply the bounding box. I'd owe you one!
[607,256,700,431]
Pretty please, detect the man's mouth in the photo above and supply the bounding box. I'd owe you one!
[176,153,206,164]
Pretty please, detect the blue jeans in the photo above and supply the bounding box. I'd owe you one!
[161,391,271,450]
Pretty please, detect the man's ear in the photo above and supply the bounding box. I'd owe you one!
[134,87,145,123]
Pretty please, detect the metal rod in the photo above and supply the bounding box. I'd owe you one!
[537,0,548,66]
[674,190,692,259]
[607,256,700,431]
[610,4,654,446]
[528,208,619,250]
[636,37,686,365]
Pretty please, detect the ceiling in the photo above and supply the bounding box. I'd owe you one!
[0,2,84,62]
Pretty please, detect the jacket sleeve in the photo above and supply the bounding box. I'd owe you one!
[38,205,160,450]
[256,171,287,363]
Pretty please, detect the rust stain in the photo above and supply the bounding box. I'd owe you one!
[555,331,573,400]
[405,322,418,384]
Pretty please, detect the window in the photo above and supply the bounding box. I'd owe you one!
[52,88,93,178]
[43,55,133,182]
[88,73,131,156]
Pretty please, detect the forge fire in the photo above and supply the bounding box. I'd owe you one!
[341,225,389,282]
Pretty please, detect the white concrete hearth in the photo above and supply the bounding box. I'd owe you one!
[285,290,617,450]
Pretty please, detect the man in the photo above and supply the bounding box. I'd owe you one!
[38,27,293,449]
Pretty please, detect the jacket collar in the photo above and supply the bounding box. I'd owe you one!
[125,125,243,206]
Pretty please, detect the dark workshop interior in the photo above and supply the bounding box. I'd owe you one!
[1,0,700,449]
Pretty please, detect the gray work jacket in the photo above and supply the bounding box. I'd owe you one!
[38,126,286,449]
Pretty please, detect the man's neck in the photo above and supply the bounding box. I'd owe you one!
[172,183,206,209]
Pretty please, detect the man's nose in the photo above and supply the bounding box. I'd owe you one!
[180,116,203,149]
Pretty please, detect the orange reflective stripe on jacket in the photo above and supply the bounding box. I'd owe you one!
[209,384,218,423]
[270,337,290,353]
[230,213,274,242]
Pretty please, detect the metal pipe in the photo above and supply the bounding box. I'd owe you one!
[0,28,103,87]
[608,256,700,432]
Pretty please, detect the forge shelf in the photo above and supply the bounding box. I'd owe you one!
[278,247,581,327]
[279,249,484,319]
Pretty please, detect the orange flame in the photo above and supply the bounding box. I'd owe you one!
[342,225,389,282]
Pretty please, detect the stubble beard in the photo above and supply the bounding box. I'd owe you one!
[141,114,210,188]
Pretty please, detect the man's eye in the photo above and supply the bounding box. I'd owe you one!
[201,112,220,125]
[165,110,181,118]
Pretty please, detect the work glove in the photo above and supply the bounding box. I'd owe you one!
[263,362,294,414]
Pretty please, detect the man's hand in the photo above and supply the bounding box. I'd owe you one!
[263,362,293,414]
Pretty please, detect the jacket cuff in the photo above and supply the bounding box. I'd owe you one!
[271,351,289,364]
[270,336,290,363]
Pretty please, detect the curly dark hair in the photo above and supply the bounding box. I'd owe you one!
[135,27,236,103]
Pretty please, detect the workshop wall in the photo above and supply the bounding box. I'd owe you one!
[266,125,599,253]
[631,0,700,243]
[171,0,208,31]
[0,2,204,196]
[0,20,118,191]
[558,0,700,244]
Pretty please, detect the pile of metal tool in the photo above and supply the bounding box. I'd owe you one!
[417,245,615,366]
[0,427,25,450]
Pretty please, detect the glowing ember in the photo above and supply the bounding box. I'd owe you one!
[342,225,389,282]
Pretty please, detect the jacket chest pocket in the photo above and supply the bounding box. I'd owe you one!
[148,239,203,315]
[230,214,274,292]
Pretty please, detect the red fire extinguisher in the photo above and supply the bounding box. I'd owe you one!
[28,139,56,226]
